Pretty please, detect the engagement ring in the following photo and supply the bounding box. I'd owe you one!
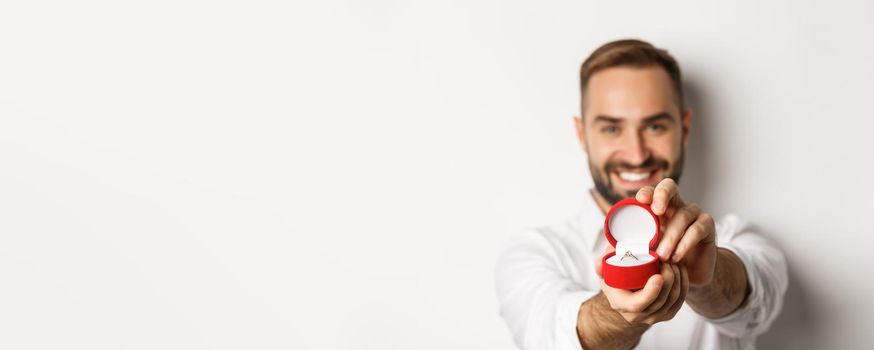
[620,250,638,261]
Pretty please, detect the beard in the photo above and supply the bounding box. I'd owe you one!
[589,149,685,206]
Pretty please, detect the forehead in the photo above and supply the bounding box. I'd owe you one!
[583,65,681,123]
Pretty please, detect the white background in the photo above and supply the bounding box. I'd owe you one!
[2,0,873,349]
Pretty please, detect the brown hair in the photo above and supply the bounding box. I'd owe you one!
[580,39,684,111]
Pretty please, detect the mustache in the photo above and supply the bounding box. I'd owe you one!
[604,156,669,173]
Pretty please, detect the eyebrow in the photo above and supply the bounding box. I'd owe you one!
[593,112,674,124]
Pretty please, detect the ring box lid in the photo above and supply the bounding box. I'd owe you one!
[604,198,660,255]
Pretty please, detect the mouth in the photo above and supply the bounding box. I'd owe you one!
[611,168,662,190]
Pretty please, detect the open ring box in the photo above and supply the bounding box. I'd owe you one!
[601,198,661,290]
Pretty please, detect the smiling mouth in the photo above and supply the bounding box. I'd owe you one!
[612,168,660,187]
[618,171,652,182]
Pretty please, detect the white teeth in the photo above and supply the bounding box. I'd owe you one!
[618,171,651,182]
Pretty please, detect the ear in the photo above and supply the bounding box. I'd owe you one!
[574,115,587,151]
[681,108,693,146]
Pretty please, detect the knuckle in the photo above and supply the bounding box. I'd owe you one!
[692,221,708,236]
[679,207,695,221]
[685,222,700,237]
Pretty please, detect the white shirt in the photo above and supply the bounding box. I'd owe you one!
[494,189,788,350]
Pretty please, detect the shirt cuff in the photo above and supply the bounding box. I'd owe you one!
[555,290,599,350]
[700,245,762,338]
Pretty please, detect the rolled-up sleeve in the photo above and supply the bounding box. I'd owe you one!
[495,229,597,350]
[705,214,789,338]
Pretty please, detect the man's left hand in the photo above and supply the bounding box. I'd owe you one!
[635,178,717,287]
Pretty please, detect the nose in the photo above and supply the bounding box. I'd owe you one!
[622,132,650,166]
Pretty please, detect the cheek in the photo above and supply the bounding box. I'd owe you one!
[587,138,616,158]
[646,139,681,161]
[588,150,613,169]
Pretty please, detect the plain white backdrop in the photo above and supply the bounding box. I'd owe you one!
[2,0,873,349]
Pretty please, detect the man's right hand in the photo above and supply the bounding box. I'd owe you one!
[577,252,689,348]
[599,261,689,325]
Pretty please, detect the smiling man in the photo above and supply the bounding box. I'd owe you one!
[495,39,788,349]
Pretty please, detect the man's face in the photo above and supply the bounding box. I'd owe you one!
[575,65,691,205]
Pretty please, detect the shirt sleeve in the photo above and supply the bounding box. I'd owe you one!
[494,228,598,350]
[703,214,789,338]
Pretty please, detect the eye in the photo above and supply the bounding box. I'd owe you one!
[602,125,619,134]
[646,124,666,132]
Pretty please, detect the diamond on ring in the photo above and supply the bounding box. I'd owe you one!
[620,250,639,261]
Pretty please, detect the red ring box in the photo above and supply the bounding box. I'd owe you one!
[601,198,661,290]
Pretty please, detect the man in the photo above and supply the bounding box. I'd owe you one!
[494,39,788,349]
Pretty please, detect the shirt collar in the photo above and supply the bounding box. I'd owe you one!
[578,188,608,251]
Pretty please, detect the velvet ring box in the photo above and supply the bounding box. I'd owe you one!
[601,198,661,290]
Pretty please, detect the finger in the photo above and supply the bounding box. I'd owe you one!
[640,264,689,325]
[663,264,683,309]
[651,178,679,215]
[672,213,715,263]
[664,264,690,318]
[643,262,676,313]
[606,273,664,313]
[656,204,701,261]
[619,268,664,323]
[635,186,655,204]
[642,264,682,325]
